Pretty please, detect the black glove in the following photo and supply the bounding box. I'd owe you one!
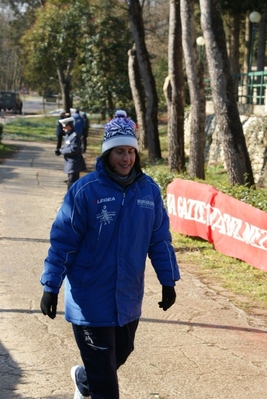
[40,292,58,319]
[55,149,61,156]
[158,285,176,311]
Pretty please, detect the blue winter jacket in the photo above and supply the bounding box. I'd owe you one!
[41,158,180,327]
[72,112,85,136]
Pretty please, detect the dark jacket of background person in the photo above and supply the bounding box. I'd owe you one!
[72,109,85,137]
[81,112,90,153]
[55,116,86,190]
[60,129,85,175]
[82,112,90,137]
[55,111,66,150]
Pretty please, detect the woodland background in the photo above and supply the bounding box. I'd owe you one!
[0,0,266,186]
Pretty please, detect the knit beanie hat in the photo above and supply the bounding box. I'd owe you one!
[102,110,138,153]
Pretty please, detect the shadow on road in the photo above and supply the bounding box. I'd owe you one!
[0,236,50,244]
[0,341,72,399]
[140,317,267,334]
[0,341,23,399]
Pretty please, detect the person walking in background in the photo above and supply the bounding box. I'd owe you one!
[55,116,86,190]
[55,111,66,152]
[40,110,180,399]
[81,111,90,153]
[72,109,85,137]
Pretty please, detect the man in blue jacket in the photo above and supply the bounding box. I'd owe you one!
[40,110,180,399]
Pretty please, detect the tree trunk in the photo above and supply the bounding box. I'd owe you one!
[100,101,106,121]
[127,0,161,161]
[128,45,147,151]
[107,90,114,119]
[164,0,185,172]
[57,67,72,114]
[257,7,266,72]
[180,0,205,179]
[256,6,267,104]
[199,0,254,186]
[243,11,250,75]
[229,14,240,75]
[228,14,240,99]
[57,58,73,113]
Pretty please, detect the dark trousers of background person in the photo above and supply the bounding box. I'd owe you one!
[81,135,87,153]
[72,319,139,399]
[56,133,63,151]
[68,172,79,190]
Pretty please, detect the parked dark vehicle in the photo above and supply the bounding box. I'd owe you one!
[0,91,23,114]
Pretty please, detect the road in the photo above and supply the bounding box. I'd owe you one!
[0,96,61,122]
[20,95,62,115]
[0,140,267,399]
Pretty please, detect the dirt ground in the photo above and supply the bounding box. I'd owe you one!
[1,139,267,399]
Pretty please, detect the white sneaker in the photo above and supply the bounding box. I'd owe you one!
[71,365,90,399]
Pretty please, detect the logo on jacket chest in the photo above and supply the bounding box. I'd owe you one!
[96,205,116,225]
[137,195,154,209]
[94,197,115,204]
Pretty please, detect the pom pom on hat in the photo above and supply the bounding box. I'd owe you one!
[102,110,138,153]
[115,109,127,117]
[59,116,74,127]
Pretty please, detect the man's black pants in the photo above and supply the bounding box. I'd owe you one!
[72,320,139,399]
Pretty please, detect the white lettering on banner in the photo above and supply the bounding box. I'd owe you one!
[167,193,267,251]
[209,211,244,241]
[259,232,267,248]
[167,194,177,215]
[177,197,207,223]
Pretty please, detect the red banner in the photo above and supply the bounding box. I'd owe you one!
[167,179,267,272]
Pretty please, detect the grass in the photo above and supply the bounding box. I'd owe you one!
[0,142,18,161]
[205,163,230,186]
[2,116,58,141]
[1,114,103,142]
[1,117,267,317]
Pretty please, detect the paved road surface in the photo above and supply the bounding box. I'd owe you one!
[1,141,267,399]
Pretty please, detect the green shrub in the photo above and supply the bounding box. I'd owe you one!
[144,164,267,213]
[143,164,179,206]
[216,183,267,212]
